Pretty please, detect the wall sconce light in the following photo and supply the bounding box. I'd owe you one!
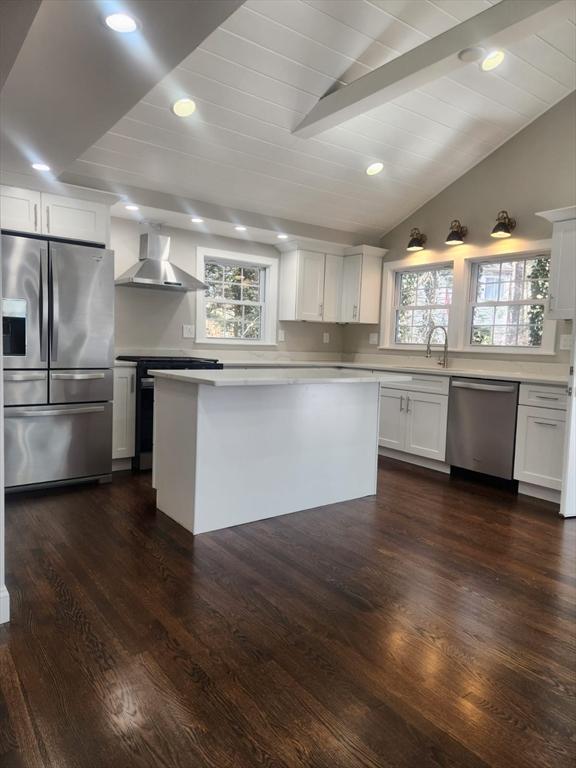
[445,219,468,245]
[407,227,427,251]
[491,210,516,238]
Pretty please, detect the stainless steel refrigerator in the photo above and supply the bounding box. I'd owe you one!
[2,233,114,490]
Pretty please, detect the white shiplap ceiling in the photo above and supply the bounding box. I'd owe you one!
[66,0,576,242]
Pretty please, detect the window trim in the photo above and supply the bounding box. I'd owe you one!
[195,247,279,345]
[462,252,556,355]
[379,243,556,355]
[392,262,454,347]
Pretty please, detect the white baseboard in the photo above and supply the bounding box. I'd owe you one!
[378,448,450,474]
[518,482,561,505]
[0,585,10,624]
[112,458,132,472]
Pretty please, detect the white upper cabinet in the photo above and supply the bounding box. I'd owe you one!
[536,206,576,320]
[0,186,41,233]
[0,185,109,244]
[340,248,384,324]
[279,244,385,324]
[42,194,108,244]
[296,250,326,322]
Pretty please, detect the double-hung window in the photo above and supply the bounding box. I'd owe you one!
[394,265,453,345]
[469,255,551,348]
[196,248,279,345]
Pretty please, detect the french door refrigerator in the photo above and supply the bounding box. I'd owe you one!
[2,233,114,490]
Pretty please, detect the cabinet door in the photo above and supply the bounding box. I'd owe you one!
[378,387,406,451]
[0,186,41,234]
[405,392,448,461]
[514,405,566,490]
[549,219,575,319]
[113,368,136,459]
[42,193,108,244]
[340,254,362,322]
[323,254,343,322]
[296,251,325,321]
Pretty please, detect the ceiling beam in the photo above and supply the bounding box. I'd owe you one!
[293,0,569,139]
[0,0,243,178]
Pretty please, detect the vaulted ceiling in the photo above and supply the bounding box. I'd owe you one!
[3,0,575,243]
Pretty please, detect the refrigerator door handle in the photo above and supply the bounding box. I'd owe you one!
[50,253,59,361]
[6,405,105,418]
[40,247,49,362]
[51,372,106,381]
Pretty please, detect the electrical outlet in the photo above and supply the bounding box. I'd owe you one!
[278,328,286,343]
[560,334,573,351]
[182,324,195,339]
[323,332,330,344]
[369,332,379,345]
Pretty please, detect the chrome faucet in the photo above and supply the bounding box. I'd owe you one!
[425,325,449,368]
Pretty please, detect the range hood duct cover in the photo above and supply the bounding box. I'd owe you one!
[115,232,207,292]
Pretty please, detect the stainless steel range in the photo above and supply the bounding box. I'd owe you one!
[2,233,114,491]
[116,355,223,470]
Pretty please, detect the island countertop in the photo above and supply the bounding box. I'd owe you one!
[149,368,411,387]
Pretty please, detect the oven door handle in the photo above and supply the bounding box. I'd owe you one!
[140,378,154,389]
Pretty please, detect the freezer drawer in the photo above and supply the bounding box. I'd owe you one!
[50,369,112,403]
[3,371,47,405]
[4,402,112,488]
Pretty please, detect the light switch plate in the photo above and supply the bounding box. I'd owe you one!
[560,334,573,351]
[182,324,195,339]
[278,328,286,343]
[323,332,330,344]
[369,332,379,345]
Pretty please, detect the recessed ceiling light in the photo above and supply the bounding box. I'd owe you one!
[481,50,505,72]
[125,204,139,211]
[366,162,384,176]
[235,225,247,232]
[191,217,204,223]
[105,13,138,33]
[31,162,50,172]
[172,98,196,118]
[277,234,288,240]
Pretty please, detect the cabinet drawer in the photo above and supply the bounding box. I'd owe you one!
[514,405,566,490]
[376,373,449,395]
[519,383,567,410]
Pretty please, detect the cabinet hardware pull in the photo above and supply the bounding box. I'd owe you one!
[34,203,38,231]
[533,421,558,427]
[46,206,50,232]
[130,374,135,394]
[406,395,411,413]
[535,394,559,400]
[319,303,323,316]
[399,395,404,412]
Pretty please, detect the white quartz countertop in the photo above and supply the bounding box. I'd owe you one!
[221,361,569,386]
[114,360,137,368]
[150,368,411,387]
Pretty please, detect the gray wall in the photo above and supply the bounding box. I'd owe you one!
[112,217,343,357]
[344,92,576,362]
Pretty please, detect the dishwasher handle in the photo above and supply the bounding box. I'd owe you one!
[451,381,516,393]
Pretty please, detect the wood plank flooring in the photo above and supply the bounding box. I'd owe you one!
[0,459,574,768]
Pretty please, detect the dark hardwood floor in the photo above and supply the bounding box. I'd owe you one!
[0,459,574,768]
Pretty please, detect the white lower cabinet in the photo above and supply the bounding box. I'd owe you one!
[379,387,448,461]
[112,367,136,460]
[514,405,566,490]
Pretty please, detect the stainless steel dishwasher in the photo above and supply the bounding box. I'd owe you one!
[446,378,519,480]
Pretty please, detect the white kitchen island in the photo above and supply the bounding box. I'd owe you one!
[151,368,409,535]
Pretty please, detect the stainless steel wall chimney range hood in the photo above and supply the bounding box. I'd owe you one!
[115,232,207,292]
